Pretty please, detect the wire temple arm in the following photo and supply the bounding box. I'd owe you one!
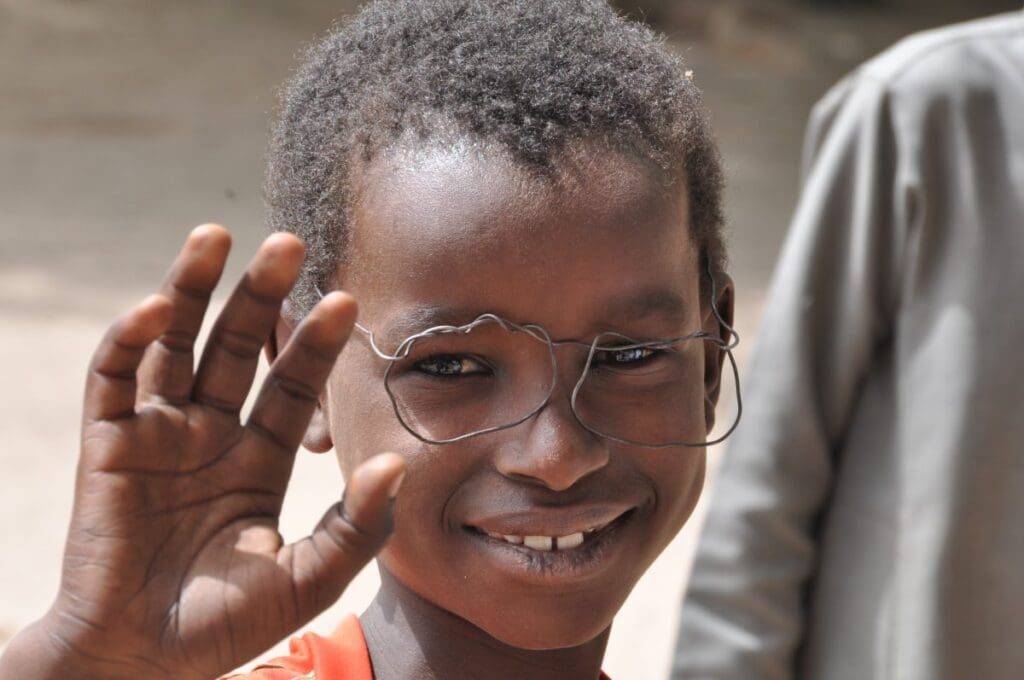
[705,258,739,350]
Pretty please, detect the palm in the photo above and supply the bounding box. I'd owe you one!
[68,408,283,676]
[38,226,404,680]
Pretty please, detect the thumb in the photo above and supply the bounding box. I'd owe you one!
[286,452,406,620]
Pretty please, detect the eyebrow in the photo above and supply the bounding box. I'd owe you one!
[597,288,690,327]
[381,305,486,343]
[380,288,690,344]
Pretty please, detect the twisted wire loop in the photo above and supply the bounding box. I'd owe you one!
[313,272,742,448]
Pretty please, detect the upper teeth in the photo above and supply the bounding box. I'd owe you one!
[483,529,596,551]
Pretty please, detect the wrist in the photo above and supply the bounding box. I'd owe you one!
[0,618,69,680]
[0,615,134,680]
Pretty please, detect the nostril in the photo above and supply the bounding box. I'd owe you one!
[489,390,610,490]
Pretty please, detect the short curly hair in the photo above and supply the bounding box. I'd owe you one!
[267,0,726,316]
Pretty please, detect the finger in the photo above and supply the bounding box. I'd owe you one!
[84,295,173,422]
[191,233,305,413]
[137,224,232,405]
[244,291,357,454]
[285,453,406,617]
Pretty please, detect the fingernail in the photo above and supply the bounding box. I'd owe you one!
[387,470,406,499]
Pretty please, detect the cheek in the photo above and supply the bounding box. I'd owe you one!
[326,350,475,524]
[326,352,406,476]
[363,444,483,615]
[649,449,706,544]
[680,452,706,515]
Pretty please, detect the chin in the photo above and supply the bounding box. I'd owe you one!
[453,571,636,651]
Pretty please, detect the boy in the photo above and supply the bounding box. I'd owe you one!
[0,1,736,678]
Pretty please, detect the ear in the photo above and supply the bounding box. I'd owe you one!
[266,299,334,453]
[701,273,735,434]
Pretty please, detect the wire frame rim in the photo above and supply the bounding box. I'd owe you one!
[568,333,743,449]
[375,315,742,449]
[380,316,559,445]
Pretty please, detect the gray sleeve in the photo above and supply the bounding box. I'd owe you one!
[670,72,910,679]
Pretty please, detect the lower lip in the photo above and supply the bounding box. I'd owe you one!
[461,510,636,585]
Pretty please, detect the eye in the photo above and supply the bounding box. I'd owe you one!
[415,355,490,378]
[593,346,659,367]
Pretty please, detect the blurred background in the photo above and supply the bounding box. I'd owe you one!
[1,0,1020,677]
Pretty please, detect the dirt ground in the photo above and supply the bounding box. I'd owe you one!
[1,0,1018,676]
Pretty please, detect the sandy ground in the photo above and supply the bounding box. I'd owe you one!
[1,0,1018,676]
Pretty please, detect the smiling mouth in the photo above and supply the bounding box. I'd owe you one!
[464,509,634,553]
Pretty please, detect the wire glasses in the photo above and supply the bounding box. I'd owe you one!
[356,314,742,448]
[319,281,741,449]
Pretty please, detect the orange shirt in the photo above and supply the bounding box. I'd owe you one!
[227,615,612,679]
[226,615,372,680]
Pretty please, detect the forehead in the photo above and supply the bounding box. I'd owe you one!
[343,143,700,339]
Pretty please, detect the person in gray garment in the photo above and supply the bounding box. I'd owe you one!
[672,10,1024,680]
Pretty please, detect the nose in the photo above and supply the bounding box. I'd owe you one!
[492,392,610,491]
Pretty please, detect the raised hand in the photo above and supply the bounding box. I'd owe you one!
[0,225,404,680]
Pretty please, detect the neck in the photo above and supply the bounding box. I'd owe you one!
[360,569,610,680]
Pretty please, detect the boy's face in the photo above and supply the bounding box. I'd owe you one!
[318,144,721,649]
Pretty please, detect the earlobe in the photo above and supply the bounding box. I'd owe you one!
[266,300,335,454]
[302,404,335,453]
